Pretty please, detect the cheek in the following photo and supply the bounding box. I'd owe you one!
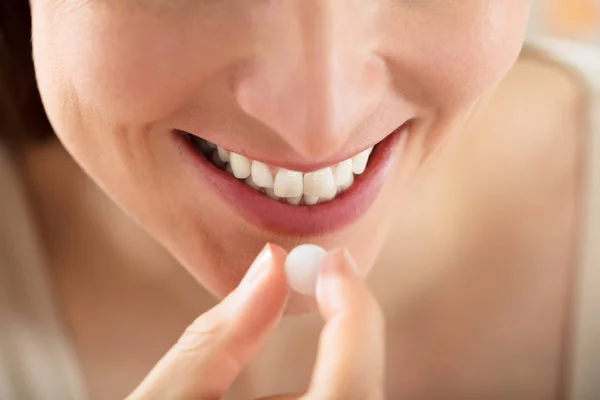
[384,1,530,108]
[31,2,247,129]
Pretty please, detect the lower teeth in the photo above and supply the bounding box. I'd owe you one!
[185,133,370,206]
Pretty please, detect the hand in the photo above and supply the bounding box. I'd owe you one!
[127,244,386,400]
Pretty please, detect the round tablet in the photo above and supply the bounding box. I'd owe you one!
[284,244,328,296]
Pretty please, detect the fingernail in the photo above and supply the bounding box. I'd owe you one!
[316,249,358,308]
[343,248,362,278]
[323,248,360,277]
[239,243,274,290]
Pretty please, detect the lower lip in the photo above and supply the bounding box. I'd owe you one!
[175,126,406,236]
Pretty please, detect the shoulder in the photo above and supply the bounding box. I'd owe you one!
[478,48,589,189]
[461,50,590,250]
[492,46,589,142]
[511,47,588,188]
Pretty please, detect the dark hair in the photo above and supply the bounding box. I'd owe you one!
[0,0,52,147]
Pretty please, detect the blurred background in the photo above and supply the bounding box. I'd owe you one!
[530,0,599,44]
[529,0,600,89]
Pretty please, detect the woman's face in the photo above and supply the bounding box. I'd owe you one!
[31,0,529,309]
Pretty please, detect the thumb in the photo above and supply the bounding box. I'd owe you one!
[127,243,289,400]
[304,249,385,400]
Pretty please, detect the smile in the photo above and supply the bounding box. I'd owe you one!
[183,135,374,206]
[175,125,407,235]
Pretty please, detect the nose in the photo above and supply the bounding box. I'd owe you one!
[234,0,387,161]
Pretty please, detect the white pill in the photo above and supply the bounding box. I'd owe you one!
[284,244,328,296]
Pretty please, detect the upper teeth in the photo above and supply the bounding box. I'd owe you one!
[188,135,375,206]
[303,168,336,198]
[229,152,252,179]
[351,148,373,174]
[251,161,275,188]
[274,169,304,197]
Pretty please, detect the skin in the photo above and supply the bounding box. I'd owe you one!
[21,0,588,398]
[30,0,529,301]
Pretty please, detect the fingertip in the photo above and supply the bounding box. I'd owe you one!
[243,242,289,298]
[236,243,287,292]
[258,243,288,293]
[328,248,361,276]
[266,242,288,267]
[315,248,362,318]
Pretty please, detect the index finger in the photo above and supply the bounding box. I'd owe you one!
[303,249,386,400]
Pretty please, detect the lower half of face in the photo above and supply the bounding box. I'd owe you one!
[31,0,529,312]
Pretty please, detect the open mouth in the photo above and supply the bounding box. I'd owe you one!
[175,125,406,235]
[181,134,374,206]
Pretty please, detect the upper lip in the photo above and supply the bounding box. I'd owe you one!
[178,122,408,173]
[228,149,373,173]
